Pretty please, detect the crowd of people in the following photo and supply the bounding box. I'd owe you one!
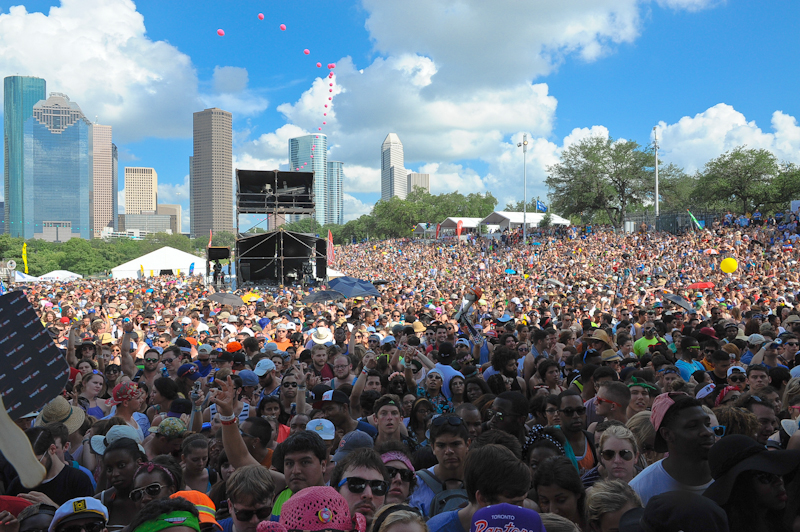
[2,212,800,532]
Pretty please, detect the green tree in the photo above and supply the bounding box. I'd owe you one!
[546,136,655,228]
[657,164,698,211]
[538,212,553,228]
[210,231,236,249]
[283,218,323,234]
[693,147,779,212]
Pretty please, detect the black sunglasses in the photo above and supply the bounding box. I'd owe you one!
[129,482,165,502]
[601,449,635,461]
[282,382,298,388]
[729,375,746,382]
[559,406,587,417]
[386,466,415,483]
[431,415,463,427]
[337,477,389,496]
[59,522,106,532]
[229,503,272,522]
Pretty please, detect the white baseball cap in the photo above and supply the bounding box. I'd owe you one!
[306,418,335,441]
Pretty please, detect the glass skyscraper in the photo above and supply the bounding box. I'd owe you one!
[4,76,46,236]
[22,93,93,240]
[289,134,328,226]
[326,161,344,225]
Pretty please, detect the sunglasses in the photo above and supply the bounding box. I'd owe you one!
[129,482,165,502]
[729,375,746,383]
[431,415,463,427]
[596,396,623,409]
[559,406,586,417]
[386,466,415,483]
[229,503,273,522]
[59,522,106,532]
[144,357,159,363]
[753,471,781,485]
[601,449,635,461]
[487,410,506,422]
[282,382,298,388]
[337,477,389,496]
[710,425,726,437]
[161,358,175,365]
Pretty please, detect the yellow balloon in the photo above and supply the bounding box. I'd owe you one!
[720,257,738,274]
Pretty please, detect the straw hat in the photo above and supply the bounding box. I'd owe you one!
[34,396,86,435]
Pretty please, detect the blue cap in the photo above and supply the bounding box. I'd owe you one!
[238,369,259,387]
[470,503,545,532]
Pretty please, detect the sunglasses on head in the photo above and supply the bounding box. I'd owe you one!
[601,449,635,461]
[386,466,415,483]
[59,522,106,532]
[431,415,463,427]
[337,477,389,496]
[129,482,165,502]
[229,503,273,522]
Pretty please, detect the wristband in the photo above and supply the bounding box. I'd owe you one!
[193,407,202,412]
[221,418,238,426]
[298,385,306,389]
[362,368,368,375]
[218,413,236,422]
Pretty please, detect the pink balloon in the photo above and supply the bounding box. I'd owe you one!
[316,62,322,68]
[258,13,264,20]
[329,63,336,69]
[328,97,332,100]
[324,104,328,108]
[304,49,310,55]
[324,113,327,116]
[329,73,333,78]
[323,121,326,125]
[217,29,225,36]
[318,128,321,131]
[329,83,333,86]
[280,24,286,30]
[329,89,332,92]
[316,136,319,138]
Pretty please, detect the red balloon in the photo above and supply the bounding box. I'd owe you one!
[280,24,286,30]
[316,62,322,68]
[258,13,264,20]
[217,29,225,36]
[304,49,310,55]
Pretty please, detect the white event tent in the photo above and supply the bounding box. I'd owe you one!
[15,271,40,282]
[480,211,570,230]
[111,246,207,279]
[39,270,83,281]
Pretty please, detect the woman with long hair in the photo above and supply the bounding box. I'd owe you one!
[465,377,491,404]
[257,395,291,443]
[146,377,179,422]
[448,375,465,408]
[406,398,433,449]
[207,449,235,520]
[181,433,210,493]
[75,371,110,419]
[534,456,587,531]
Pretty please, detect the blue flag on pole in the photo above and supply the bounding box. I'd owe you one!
[536,200,548,212]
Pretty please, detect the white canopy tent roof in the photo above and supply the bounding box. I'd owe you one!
[110,246,207,279]
[480,211,570,229]
[39,270,83,281]
[327,268,346,279]
[15,271,40,282]
[439,217,483,230]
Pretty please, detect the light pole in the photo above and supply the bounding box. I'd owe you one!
[517,133,528,242]
[653,126,659,219]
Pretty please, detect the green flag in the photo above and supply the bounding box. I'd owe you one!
[687,210,703,230]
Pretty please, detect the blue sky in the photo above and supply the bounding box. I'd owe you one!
[1,0,798,230]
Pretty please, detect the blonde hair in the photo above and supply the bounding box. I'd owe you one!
[372,505,428,532]
[586,479,642,527]
[625,410,655,450]
[538,513,580,532]
[226,464,275,505]
[598,424,639,455]
[783,377,800,409]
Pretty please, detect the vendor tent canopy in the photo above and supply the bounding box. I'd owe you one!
[110,246,207,279]
[327,268,346,279]
[15,271,40,282]
[439,217,483,231]
[39,270,83,281]
[480,211,570,230]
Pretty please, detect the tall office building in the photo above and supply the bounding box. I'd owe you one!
[289,134,328,226]
[407,172,430,195]
[191,108,233,238]
[92,123,113,237]
[23,92,93,241]
[381,133,407,201]
[112,144,119,231]
[157,204,182,234]
[327,161,344,225]
[4,76,46,237]
[124,167,158,215]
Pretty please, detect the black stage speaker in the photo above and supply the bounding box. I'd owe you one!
[207,247,231,261]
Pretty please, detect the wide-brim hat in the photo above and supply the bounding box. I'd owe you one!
[590,329,617,351]
[704,434,800,505]
[35,396,86,435]
[312,327,334,344]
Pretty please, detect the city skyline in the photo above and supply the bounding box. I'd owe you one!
[380,133,406,202]
[190,107,233,238]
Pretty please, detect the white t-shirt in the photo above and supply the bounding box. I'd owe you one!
[629,459,713,506]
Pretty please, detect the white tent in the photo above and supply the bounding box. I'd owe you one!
[480,211,571,230]
[111,246,207,279]
[439,217,484,234]
[327,268,346,279]
[15,271,40,282]
[39,270,83,281]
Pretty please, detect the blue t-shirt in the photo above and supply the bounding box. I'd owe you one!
[357,420,378,438]
[427,510,466,532]
[218,518,234,532]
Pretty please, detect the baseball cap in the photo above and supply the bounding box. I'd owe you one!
[254,358,276,376]
[148,417,187,438]
[90,425,144,456]
[181,317,191,325]
[262,342,279,353]
[727,366,745,377]
[238,370,259,387]
[226,341,243,353]
[455,338,471,348]
[470,503,544,532]
[49,497,109,532]
[177,364,201,381]
[170,491,220,531]
[312,389,349,409]
[197,344,213,355]
[306,419,335,441]
[332,430,374,462]
[748,334,766,345]
[381,335,396,346]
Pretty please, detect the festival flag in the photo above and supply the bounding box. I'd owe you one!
[435,223,441,239]
[687,210,703,230]
[536,200,548,212]
[327,230,335,264]
[189,262,195,275]
[208,229,213,248]
[456,220,464,237]
[140,265,145,277]
[0,279,5,296]
[21,243,28,274]
[150,270,153,277]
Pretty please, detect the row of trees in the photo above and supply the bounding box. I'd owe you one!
[545,139,800,227]
[282,188,498,242]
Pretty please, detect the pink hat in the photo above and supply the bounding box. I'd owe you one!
[256,486,366,532]
[650,392,689,452]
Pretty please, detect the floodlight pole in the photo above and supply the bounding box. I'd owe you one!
[518,133,529,243]
[653,126,659,219]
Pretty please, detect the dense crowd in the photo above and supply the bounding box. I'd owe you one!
[3,211,800,532]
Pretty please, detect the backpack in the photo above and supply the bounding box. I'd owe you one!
[416,469,469,517]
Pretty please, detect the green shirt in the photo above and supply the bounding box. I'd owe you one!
[633,336,659,357]
[271,487,293,518]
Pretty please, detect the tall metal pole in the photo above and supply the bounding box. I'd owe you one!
[518,133,529,242]
[653,126,659,218]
